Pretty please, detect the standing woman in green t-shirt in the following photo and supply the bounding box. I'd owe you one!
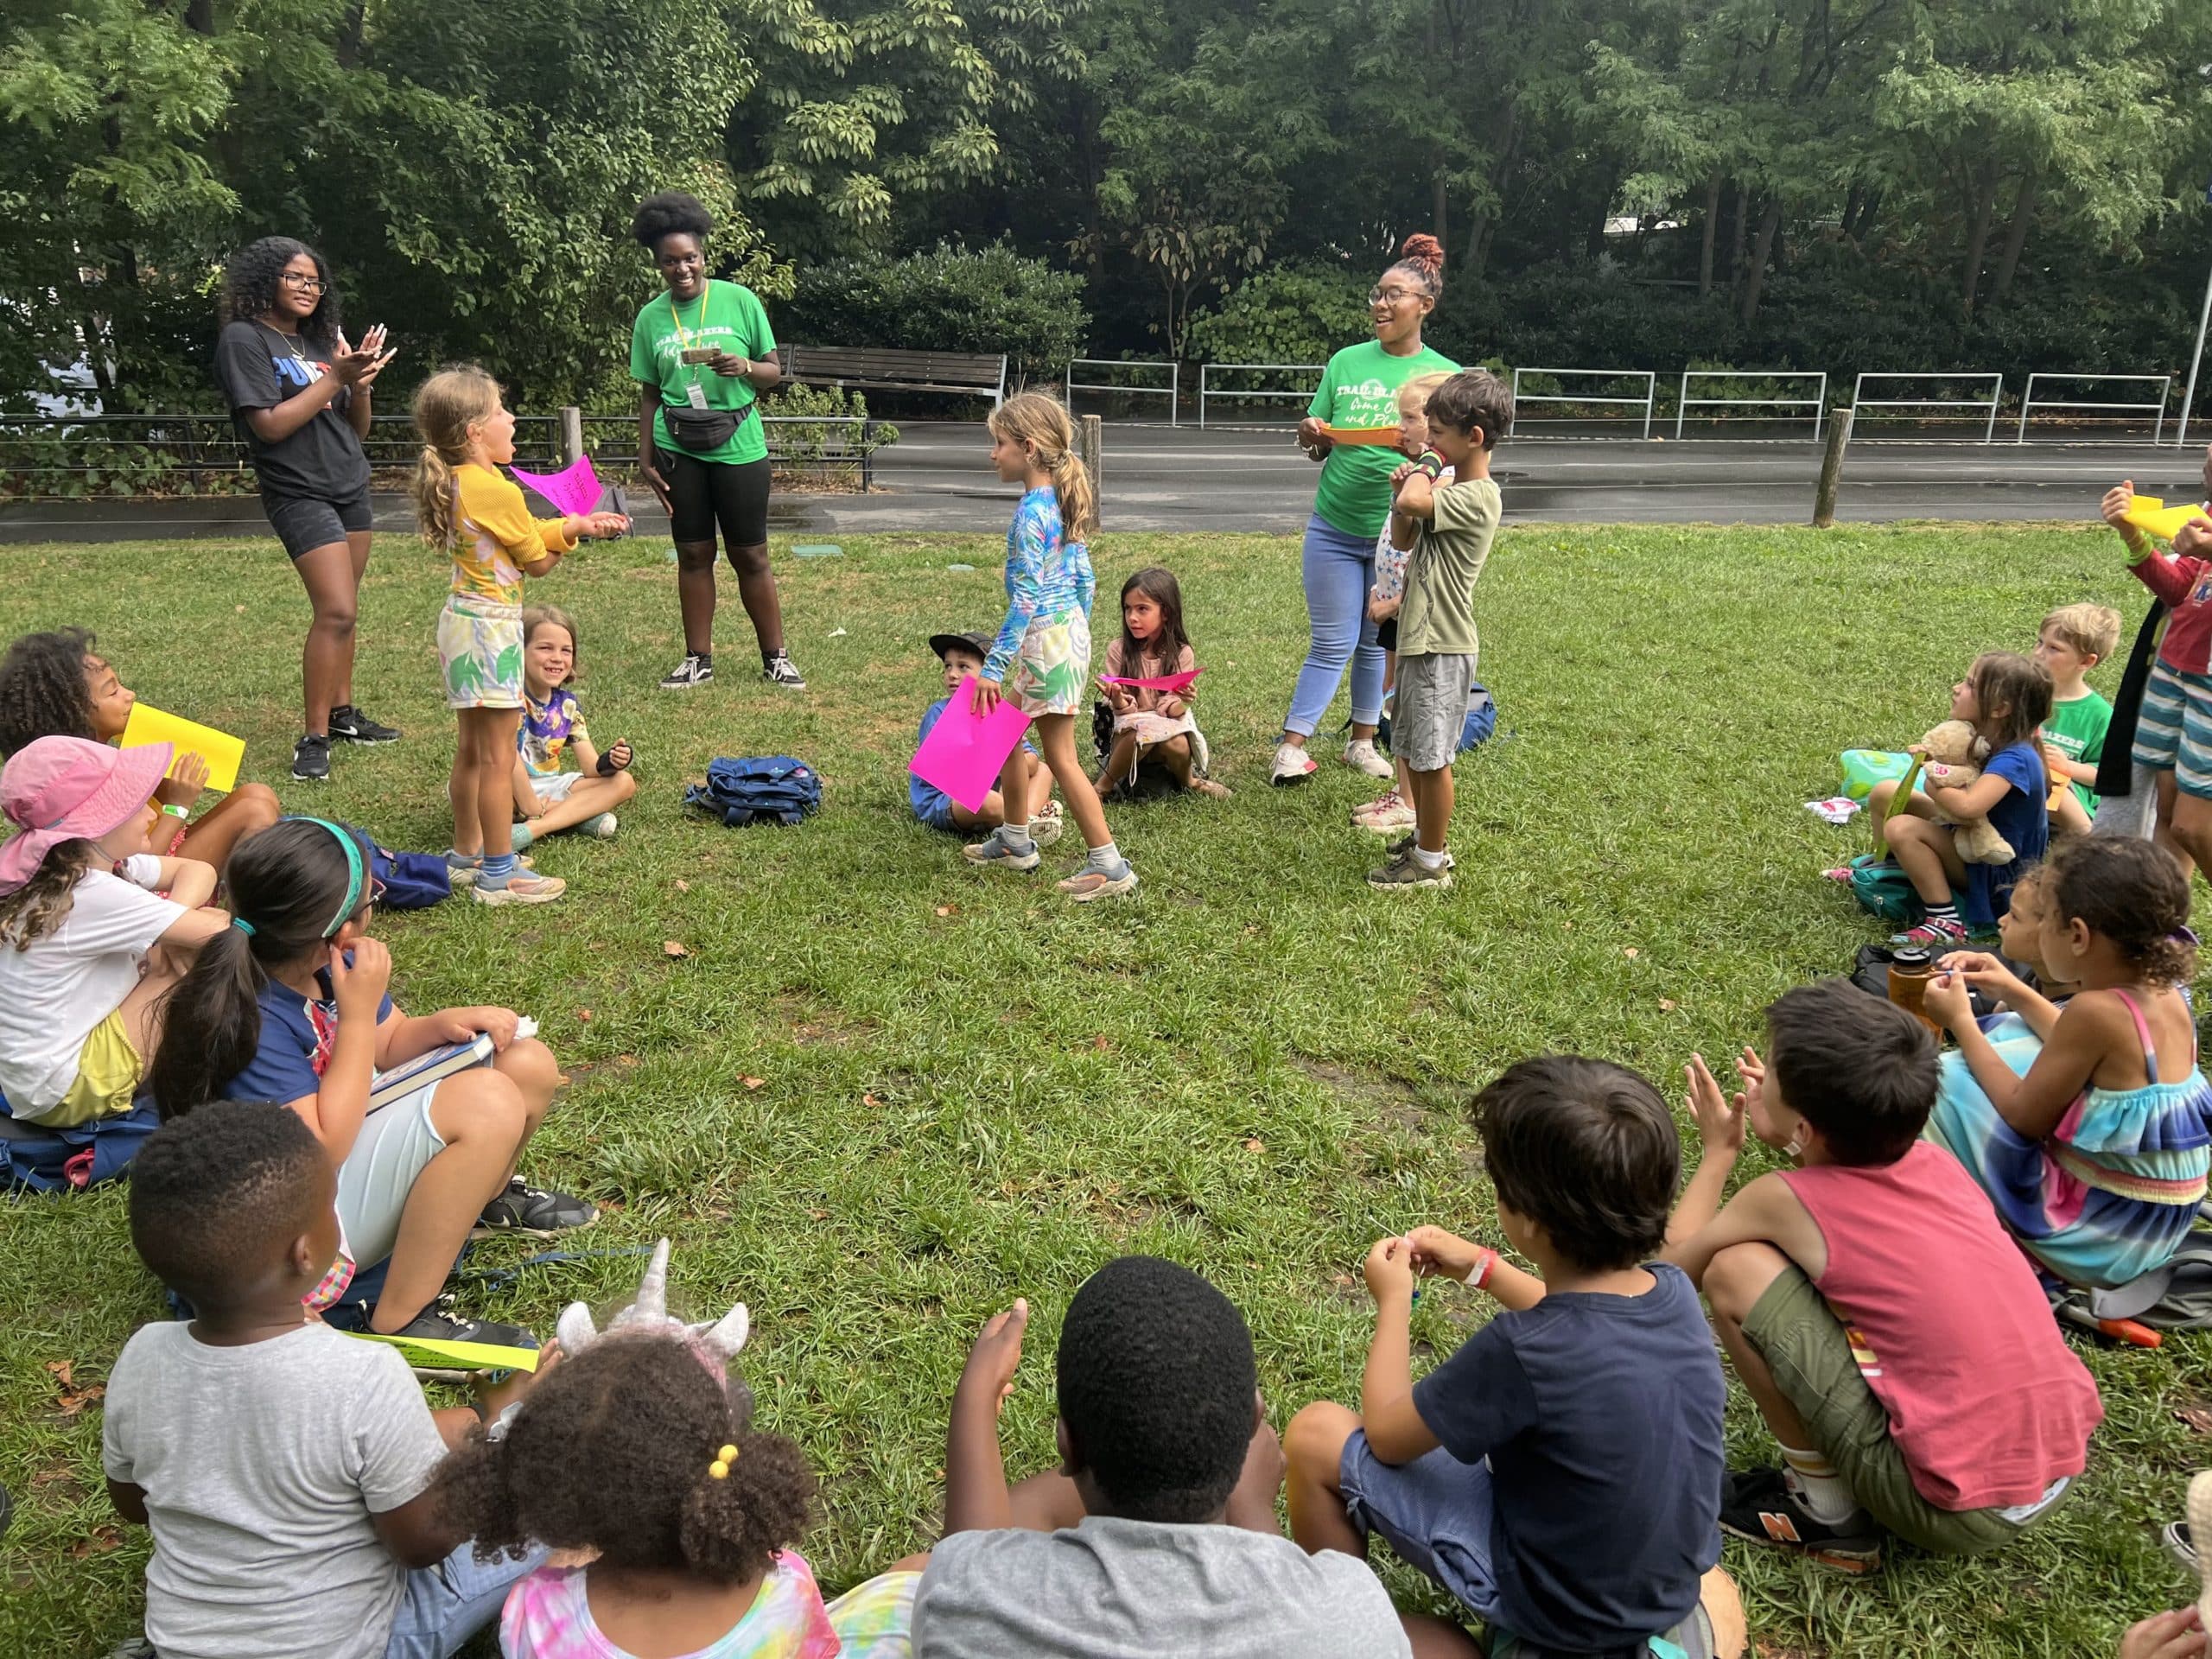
[629,192,804,690]
[1272,235,1458,786]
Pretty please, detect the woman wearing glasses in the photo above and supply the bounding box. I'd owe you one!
[1272,233,1459,787]
[214,237,401,783]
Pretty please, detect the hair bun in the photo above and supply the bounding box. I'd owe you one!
[1399,233,1445,275]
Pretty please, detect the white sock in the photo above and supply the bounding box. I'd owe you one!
[1412,845,1447,872]
[1085,840,1122,871]
[1780,1444,1859,1524]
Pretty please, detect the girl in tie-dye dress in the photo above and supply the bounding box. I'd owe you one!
[1923,837,2212,1291]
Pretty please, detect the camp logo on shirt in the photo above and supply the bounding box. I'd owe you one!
[272,354,328,391]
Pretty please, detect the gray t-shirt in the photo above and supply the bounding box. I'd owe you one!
[912,1515,1414,1659]
[102,1319,448,1659]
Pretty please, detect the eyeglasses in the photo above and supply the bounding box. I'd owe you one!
[1369,286,1419,306]
[280,273,328,292]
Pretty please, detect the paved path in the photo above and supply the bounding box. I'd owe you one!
[3,424,2201,542]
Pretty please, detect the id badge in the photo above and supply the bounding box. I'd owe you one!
[685,379,709,409]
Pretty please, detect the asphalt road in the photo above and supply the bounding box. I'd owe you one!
[3,423,2202,542]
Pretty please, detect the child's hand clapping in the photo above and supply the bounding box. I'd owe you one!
[328,938,393,1023]
[1683,1053,1749,1158]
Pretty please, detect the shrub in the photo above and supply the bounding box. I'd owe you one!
[1183,262,1371,368]
[779,244,1090,388]
[760,380,896,488]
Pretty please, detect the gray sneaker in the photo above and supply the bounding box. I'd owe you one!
[1057,861,1138,901]
[1369,848,1452,891]
[1385,834,1456,870]
[963,829,1040,871]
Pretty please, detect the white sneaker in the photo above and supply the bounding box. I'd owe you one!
[1343,738,1394,779]
[1029,802,1065,848]
[1354,791,1417,833]
[1271,742,1318,787]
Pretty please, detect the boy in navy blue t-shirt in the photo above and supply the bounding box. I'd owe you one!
[1285,1056,1732,1657]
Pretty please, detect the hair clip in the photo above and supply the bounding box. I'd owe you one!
[709,1442,739,1479]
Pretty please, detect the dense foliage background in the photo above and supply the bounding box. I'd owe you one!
[5,0,2212,413]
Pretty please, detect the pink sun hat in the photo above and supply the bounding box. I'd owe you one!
[0,735,175,893]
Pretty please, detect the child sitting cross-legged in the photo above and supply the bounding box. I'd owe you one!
[912,631,1062,842]
[103,1100,549,1659]
[512,604,637,848]
[1285,1058,1738,1659]
[1668,979,2104,1573]
[1094,567,1228,800]
[903,1255,1432,1657]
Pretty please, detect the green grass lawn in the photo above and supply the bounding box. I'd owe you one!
[1,520,2205,1657]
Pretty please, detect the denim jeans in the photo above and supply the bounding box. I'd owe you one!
[1282,513,1385,738]
[382,1541,543,1659]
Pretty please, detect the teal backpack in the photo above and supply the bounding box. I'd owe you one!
[1844,854,1923,925]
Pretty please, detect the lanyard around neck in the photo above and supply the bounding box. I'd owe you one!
[669,284,712,354]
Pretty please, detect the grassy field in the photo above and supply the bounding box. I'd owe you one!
[0,519,2204,1657]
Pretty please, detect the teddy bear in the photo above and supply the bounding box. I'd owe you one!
[1915,719,2015,865]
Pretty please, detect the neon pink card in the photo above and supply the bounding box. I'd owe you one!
[1097,668,1203,694]
[509,455,605,518]
[911,677,1033,810]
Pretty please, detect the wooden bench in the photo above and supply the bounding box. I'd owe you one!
[774,345,1006,407]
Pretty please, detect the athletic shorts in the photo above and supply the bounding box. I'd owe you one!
[2131,660,2212,800]
[1742,1264,2072,1554]
[337,1079,451,1268]
[263,490,373,559]
[1394,652,1479,772]
[437,595,524,710]
[658,448,771,548]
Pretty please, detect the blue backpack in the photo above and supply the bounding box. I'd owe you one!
[683,756,823,828]
[370,843,451,909]
[0,1097,161,1192]
[1378,679,1499,755]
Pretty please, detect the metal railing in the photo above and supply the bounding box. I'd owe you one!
[1508,368,1656,440]
[1675,371,1827,442]
[2016,373,2172,444]
[1197,362,1323,428]
[1848,373,2005,443]
[1065,359,1178,426]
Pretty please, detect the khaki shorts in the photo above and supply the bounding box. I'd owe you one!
[1744,1266,2069,1554]
[1394,652,1478,772]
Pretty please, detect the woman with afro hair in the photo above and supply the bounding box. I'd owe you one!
[628,190,804,691]
[1274,234,1458,788]
[214,235,401,784]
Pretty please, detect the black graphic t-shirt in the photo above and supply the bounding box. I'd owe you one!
[213,321,372,501]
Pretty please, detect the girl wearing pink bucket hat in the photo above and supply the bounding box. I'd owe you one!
[0,737,230,1124]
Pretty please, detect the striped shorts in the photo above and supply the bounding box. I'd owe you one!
[2133,659,2212,799]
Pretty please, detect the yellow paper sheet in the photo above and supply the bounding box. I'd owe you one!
[119,704,245,793]
[349,1330,542,1373]
[2121,495,2209,545]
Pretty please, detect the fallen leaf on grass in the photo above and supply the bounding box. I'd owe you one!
[1658,998,1678,1013]
[1243,1137,1266,1154]
[1624,947,1640,959]
[662,940,690,958]
[575,1007,593,1023]
[862,1092,883,1108]
[934,905,957,918]
[674,878,691,892]
[46,1360,104,1416]
[68,1528,123,1558]
[741,1076,766,1090]
[2177,1403,2212,1435]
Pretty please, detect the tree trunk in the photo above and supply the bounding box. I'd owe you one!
[1739,197,1783,324]
[1728,182,1751,292]
[1959,162,1999,318]
[1698,172,1722,296]
[1989,173,2039,306]
[1848,188,1882,249]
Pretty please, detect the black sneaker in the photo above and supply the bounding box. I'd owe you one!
[763,651,806,689]
[1719,1466,1884,1574]
[473,1176,598,1238]
[660,653,713,690]
[327,704,401,744]
[291,733,331,782]
[382,1301,537,1351]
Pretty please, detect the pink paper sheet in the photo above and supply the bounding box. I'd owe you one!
[509,455,605,518]
[911,677,1034,810]
[1097,668,1204,694]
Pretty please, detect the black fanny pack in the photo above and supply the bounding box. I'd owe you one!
[664,399,755,452]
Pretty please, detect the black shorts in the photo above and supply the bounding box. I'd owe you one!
[264,490,373,559]
[658,448,771,548]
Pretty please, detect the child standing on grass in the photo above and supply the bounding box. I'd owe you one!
[1866,652,2052,946]
[1924,836,2212,1291]
[2106,467,2212,877]
[410,367,627,907]
[0,737,226,1125]
[2037,602,2121,836]
[1096,567,1228,800]
[913,632,1061,841]
[963,393,1135,902]
[1668,982,2101,1573]
[512,605,637,848]
[0,627,283,874]
[1366,369,1512,892]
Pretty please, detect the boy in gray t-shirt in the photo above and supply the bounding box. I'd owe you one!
[102,1102,541,1659]
[908,1256,1435,1659]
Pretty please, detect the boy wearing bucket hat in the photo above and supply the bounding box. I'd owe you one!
[911,632,1061,841]
[0,736,229,1124]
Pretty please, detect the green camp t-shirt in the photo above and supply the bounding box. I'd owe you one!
[1306,340,1459,538]
[2043,689,2113,812]
[629,280,775,467]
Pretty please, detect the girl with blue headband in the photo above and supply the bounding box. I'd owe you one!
[145,817,594,1344]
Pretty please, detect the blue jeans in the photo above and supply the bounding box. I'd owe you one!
[1283,513,1385,738]
[382,1541,543,1659]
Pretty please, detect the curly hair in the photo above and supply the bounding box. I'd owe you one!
[0,838,103,950]
[2048,836,2197,987]
[1056,1256,1258,1522]
[431,1335,814,1582]
[222,236,342,347]
[632,191,715,251]
[1382,232,1445,303]
[0,628,98,756]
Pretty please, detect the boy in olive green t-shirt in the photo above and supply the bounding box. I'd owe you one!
[1369,370,1515,893]
[2033,602,2121,835]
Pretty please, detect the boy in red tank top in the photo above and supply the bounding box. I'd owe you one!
[1665,980,2102,1573]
